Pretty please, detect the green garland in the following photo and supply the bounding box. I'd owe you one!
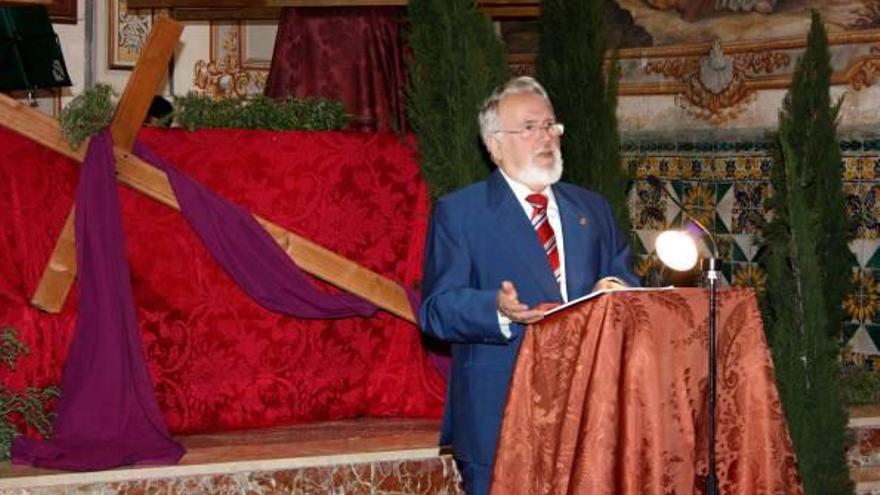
[0,327,59,461]
[58,87,347,149]
[59,83,116,149]
[172,93,346,132]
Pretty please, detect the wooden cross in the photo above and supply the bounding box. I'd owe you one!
[0,16,416,323]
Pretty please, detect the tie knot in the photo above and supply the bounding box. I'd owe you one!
[526,193,548,211]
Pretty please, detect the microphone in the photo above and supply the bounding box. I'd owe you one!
[645,175,718,257]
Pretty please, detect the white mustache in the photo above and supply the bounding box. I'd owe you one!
[533,147,559,158]
[515,148,563,189]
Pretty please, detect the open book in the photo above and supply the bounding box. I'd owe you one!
[543,286,675,316]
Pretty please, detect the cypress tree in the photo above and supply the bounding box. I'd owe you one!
[536,0,631,231]
[761,11,852,494]
[407,0,509,199]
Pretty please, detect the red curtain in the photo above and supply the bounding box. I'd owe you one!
[265,7,409,133]
[0,126,445,435]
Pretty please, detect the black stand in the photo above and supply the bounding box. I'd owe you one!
[704,257,719,495]
[647,174,720,494]
[0,6,71,93]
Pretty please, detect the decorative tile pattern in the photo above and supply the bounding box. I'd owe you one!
[624,137,880,366]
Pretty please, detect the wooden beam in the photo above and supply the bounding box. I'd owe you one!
[130,0,536,5]
[30,17,182,314]
[170,7,284,20]
[0,94,416,322]
[111,16,183,152]
[126,0,541,18]
[30,208,77,309]
[112,148,416,322]
[131,0,402,6]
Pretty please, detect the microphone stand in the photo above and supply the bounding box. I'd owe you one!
[705,256,718,495]
[647,176,718,495]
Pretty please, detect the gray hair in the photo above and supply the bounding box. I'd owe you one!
[478,76,553,147]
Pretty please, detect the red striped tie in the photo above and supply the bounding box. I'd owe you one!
[526,193,561,284]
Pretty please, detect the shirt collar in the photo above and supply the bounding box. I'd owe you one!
[498,168,558,211]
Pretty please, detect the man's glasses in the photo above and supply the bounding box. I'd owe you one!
[494,122,564,139]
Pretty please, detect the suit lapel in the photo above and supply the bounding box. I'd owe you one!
[555,186,593,299]
[487,171,561,301]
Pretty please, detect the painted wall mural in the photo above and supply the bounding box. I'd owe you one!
[506,2,880,128]
[611,1,880,126]
[615,0,879,45]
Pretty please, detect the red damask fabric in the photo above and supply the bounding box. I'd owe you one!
[492,288,803,495]
[265,7,408,132]
[0,126,445,435]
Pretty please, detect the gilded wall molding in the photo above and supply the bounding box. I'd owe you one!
[642,41,789,124]
[512,29,880,125]
[848,46,880,90]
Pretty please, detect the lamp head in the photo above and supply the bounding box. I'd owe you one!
[655,230,699,271]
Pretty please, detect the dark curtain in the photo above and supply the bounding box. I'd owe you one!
[265,7,408,133]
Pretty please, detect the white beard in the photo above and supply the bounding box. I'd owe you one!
[514,148,564,189]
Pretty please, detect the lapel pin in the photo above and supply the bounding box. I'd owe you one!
[579,217,588,226]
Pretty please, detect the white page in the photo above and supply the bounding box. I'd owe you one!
[543,286,675,316]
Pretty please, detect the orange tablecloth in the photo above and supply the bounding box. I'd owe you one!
[491,288,803,494]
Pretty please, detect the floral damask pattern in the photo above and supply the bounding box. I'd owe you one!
[491,289,802,494]
[0,127,445,435]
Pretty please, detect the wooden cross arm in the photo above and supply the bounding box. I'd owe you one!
[0,93,417,323]
[113,148,417,322]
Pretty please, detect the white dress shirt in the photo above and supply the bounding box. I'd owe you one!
[496,170,568,337]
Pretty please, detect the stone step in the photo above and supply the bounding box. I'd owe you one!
[0,418,462,494]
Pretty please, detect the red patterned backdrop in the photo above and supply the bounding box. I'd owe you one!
[0,126,445,435]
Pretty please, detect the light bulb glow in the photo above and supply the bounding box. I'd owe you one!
[655,230,699,271]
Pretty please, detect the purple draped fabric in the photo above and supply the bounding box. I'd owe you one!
[133,142,378,318]
[12,130,378,470]
[12,131,185,470]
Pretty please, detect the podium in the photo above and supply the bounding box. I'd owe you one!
[490,288,804,494]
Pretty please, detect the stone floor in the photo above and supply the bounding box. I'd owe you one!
[0,418,462,494]
[4,407,878,494]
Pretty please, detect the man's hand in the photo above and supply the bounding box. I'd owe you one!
[497,280,544,324]
[592,276,627,292]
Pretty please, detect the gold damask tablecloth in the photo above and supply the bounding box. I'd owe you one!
[491,288,803,494]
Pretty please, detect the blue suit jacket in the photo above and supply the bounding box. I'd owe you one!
[419,169,638,474]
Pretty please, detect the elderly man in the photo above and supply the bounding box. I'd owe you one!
[419,76,639,494]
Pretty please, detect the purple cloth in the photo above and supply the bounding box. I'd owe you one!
[12,131,184,470]
[133,142,377,318]
[12,130,377,470]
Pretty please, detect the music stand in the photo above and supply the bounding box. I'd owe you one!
[0,5,72,100]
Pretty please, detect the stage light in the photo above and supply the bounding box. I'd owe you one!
[654,230,699,271]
